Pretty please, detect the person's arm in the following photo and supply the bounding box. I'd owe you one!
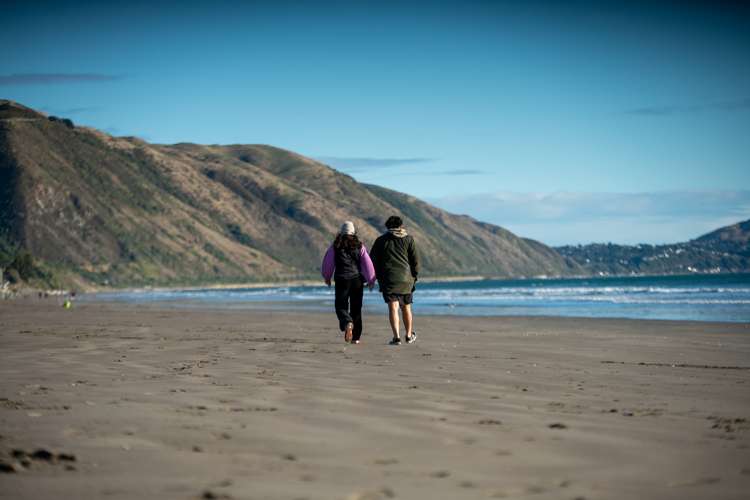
[321,245,335,286]
[369,238,381,276]
[408,238,420,280]
[359,245,376,289]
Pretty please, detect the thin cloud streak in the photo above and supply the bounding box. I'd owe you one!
[429,190,750,245]
[437,169,484,176]
[432,190,750,221]
[42,105,102,115]
[317,156,434,170]
[626,97,750,116]
[0,73,123,85]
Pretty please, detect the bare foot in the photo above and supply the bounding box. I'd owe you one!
[344,323,353,343]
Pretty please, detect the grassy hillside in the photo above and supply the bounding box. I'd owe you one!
[1,99,581,289]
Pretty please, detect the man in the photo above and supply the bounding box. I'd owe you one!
[369,216,420,345]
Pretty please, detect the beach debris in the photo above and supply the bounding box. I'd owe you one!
[373,458,399,465]
[31,449,55,461]
[431,470,451,478]
[0,460,23,473]
[282,453,296,461]
[548,423,568,429]
[478,419,502,425]
[202,490,232,499]
[192,445,203,452]
[601,360,750,370]
[2,448,77,471]
[707,416,748,433]
[667,476,720,487]
[11,450,31,469]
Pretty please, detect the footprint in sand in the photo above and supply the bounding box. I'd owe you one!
[373,458,399,465]
[346,487,395,500]
[667,477,721,487]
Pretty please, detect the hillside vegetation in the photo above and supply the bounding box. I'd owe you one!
[0,100,581,289]
[556,220,750,276]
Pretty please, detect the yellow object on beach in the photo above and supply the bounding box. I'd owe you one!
[63,300,72,309]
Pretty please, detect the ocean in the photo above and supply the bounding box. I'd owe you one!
[82,273,750,323]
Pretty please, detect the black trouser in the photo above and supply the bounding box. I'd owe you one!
[334,277,363,341]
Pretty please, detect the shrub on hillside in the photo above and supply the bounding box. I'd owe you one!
[48,116,75,128]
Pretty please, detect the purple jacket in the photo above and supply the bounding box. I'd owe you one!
[321,245,376,286]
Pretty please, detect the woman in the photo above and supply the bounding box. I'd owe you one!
[321,221,376,343]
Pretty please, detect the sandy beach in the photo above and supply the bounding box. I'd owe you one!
[1,300,749,500]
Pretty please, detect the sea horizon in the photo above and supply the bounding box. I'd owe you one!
[80,273,750,324]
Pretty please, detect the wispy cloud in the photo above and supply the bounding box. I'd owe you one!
[436,169,484,176]
[626,98,750,116]
[41,105,102,115]
[429,190,750,245]
[433,191,750,221]
[0,73,122,86]
[317,156,434,171]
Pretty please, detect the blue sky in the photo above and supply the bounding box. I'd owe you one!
[2,0,749,245]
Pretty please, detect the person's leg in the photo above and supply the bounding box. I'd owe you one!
[401,303,413,338]
[388,300,401,339]
[334,280,353,339]
[350,280,364,342]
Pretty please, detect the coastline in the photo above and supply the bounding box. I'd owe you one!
[6,271,748,300]
[1,300,748,499]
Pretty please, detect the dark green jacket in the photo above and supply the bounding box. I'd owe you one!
[370,233,420,295]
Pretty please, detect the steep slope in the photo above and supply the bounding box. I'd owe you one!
[695,219,750,246]
[556,219,750,276]
[0,100,580,288]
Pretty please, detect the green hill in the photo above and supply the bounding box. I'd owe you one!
[0,99,581,289]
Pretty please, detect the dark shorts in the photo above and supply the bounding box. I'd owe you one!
[382,292,413,306]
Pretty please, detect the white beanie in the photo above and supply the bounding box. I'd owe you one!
[340,221,355,235]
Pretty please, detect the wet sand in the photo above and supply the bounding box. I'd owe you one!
[1,300,749,499]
